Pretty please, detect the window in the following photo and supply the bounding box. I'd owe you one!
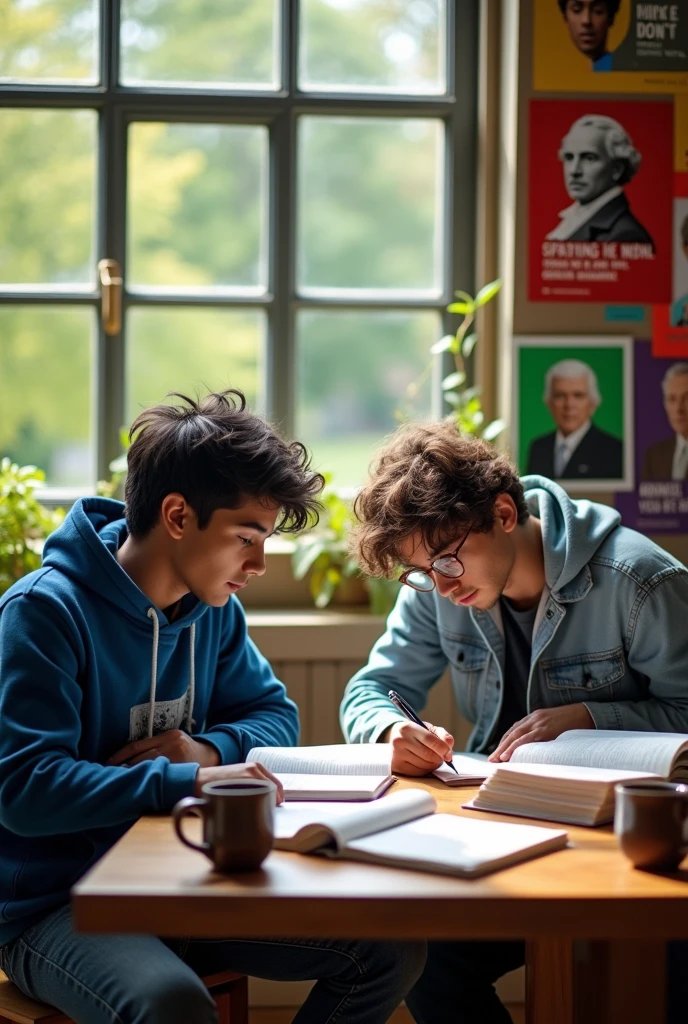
[0,0,477,494]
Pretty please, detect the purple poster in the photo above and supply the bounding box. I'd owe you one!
[616,340,688,532]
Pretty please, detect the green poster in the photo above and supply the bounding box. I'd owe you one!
[517,343,626,479]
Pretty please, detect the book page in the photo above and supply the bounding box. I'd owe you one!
[433,752,494,786]
[274,789,436,849]
[277,774,395,800]
[509,729,688,778]
[247,743,393,776]
[341,813,568,877]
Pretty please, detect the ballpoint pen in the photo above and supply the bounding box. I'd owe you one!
[388,689,459,774]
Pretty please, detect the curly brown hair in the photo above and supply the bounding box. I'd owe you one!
[353,419,529,578]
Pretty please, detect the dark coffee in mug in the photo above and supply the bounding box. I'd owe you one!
[614,781,688,870]
[173,779,275,872]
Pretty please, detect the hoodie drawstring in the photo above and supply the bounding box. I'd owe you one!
[146,608,196,738]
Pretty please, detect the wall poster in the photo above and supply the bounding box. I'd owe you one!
[616,340,688,532]
[514,336,634,492]
[533,0,688,93]
[529,99,673,304]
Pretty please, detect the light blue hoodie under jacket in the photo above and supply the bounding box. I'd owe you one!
[341,477,688,751]
[0,498,299,946]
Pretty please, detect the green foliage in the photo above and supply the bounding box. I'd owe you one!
[291,475,399,615]
[401,279,505,441]
[0,459,64,596]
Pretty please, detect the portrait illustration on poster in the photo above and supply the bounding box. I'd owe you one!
[534,0,688,93]
[652,175,688,357]
[529,99,672,303]
[514,336,633,492]
[616,341,688,532]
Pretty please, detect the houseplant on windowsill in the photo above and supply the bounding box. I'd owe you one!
[291,280,504,613]
[0,459,64,596]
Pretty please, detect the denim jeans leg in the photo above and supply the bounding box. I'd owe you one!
[3,903,425,1024]
[178,936,427,1024]
[405,939,526,1024]
[1,904,217,1024]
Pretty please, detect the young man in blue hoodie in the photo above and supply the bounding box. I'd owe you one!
[340,418,688,1024]
[0,391,425,1024]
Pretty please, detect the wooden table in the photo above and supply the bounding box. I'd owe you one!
[72,779,688,1024]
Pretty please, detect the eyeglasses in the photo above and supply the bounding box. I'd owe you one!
[398,526,472,593]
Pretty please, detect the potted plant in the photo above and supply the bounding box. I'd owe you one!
[0,459,64,596]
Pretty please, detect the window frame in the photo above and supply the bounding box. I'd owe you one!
[0,0,478,498]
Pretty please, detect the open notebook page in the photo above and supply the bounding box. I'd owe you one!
[510,729,688,778]
[247,743,393,776]
[341,812,568,877]
[433,752,494,785]
[274,789,436,847]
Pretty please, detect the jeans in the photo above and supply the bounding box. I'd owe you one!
[405,939,525,1024]
[0,904,426,1024]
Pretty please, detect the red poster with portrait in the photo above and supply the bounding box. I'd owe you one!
[529,99,673,303]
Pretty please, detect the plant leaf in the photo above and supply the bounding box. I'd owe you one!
[443,391,460,407]
[442,371,466,391]
[447,301,470,314]
[474,278,502,307]
[291,538,328,579]
[453,289,474,305]
[461,333,478,358]
[430,334,457,355]
[482,418,506,441]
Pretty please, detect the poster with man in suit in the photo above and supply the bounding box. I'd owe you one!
[529,99,672,303]
[616,342,688,533]
[515,337,633,492]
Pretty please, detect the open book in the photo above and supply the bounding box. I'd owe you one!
[247,743,397,801]
[275,789,568,877]
[247,743,490,798]
[465,729,688,826]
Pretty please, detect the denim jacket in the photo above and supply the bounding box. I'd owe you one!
[340,476,688,751]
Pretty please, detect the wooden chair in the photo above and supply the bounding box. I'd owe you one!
[0,968,248,1024]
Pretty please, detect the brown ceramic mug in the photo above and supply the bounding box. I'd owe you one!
[614,781,688,870]
[173,779,275,872]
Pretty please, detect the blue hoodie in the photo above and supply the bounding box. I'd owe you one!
[0,498,299,945]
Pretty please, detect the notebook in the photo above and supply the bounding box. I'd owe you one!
[275,789,568,877]
[464,729,688,826]
[247,743,491,796]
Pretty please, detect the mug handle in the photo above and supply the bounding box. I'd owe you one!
[172,797,211,854]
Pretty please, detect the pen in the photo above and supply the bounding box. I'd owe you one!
[388,689,459,774]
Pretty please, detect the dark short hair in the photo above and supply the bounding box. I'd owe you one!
[557,0,621,17]
[353,419,529,578]
[124,390,324,538]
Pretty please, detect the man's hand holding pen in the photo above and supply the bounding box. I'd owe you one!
[381,719,456,776]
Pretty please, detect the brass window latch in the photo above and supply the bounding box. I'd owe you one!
[98,258,123,336]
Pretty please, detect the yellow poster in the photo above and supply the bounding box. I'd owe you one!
[533,0,688,93]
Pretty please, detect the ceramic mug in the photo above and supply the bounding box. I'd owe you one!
[173,778,275,872]
[614,781,688,870]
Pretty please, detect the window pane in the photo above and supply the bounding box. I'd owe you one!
[297,117,443,293]
[0,0,98,84]
[296,310,439,487]
[0,109,97,286]
[128,123,268,292]
[126,307,264,421]
[120,0,279,89]
[0,306,93,486]
[299,0,445,94]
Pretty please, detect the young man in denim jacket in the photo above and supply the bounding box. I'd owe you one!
[0,391,425,1024]
[340,419,688,1024]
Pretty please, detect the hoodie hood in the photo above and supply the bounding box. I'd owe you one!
[42,497,209,737]
[42,497,207,632]
[521,475,621,595]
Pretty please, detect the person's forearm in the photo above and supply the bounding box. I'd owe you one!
[585,698,688,733]
[0,754,197,836]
